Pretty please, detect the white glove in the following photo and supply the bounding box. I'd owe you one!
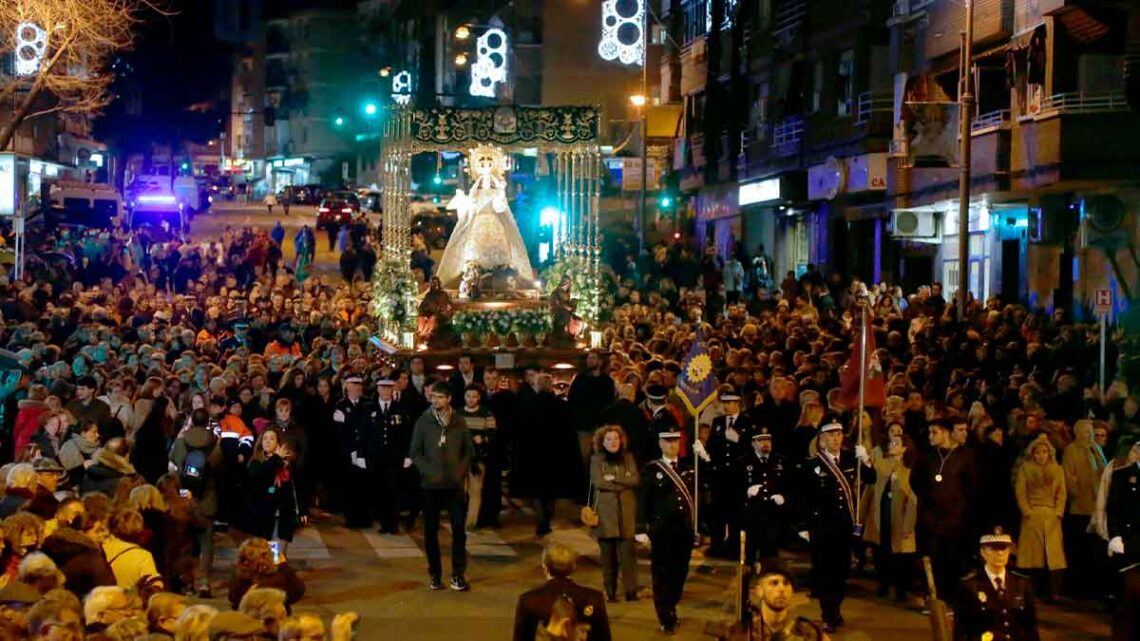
[333,409,345,423]
[798,530,810,542]
[635,533,650,545]
[747,485,761,498]
[725,428,740,444]
[693,440,711,463]
[771,494,785,506]
[1109,536,1125,556]
[855,444,869,464]
[350,452,367,470]
[403,457,413,469]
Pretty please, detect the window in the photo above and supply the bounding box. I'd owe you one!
[943,260,959,299]
[810,61,824,113]
[837,49,855,116]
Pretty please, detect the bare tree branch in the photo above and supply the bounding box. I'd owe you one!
[0,0,173,151]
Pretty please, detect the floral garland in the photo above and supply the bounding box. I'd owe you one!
[452,308,552,337]
[542,255,601,326]
[370,256,418,336]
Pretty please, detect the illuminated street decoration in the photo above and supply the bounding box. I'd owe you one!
[392,70,412,105]
[707,0,737,31]
[470,28,508,98]
[598,0,644,66]
[14,22,48,76]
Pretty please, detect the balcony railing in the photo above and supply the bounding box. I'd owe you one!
[771,115,804,147]
[1034,92,1129,117]
[855,92,893,124]
[971,109,1010,133]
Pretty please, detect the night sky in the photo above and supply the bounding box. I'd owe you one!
[95,0,232,147]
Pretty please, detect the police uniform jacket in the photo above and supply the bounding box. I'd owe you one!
[512,577,611,641]
[800,449,875,533]
[638,459,696,535]
[1106,461,1140,568]
[334,396,373,464]
[708,414,754,478]
[737,451,789,523]
[953,570,1039,641]
[368,398,411,466]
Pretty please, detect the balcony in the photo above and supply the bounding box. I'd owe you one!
[855,92,893,125]
[971,109,1011,134]
[771,115,804,150]
[771,0,805,49]
[1024,92,1129,120]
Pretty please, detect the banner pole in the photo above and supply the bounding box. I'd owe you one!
[693,413,700,540]
[855,303,868,525]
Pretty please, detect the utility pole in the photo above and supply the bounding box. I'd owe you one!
[956,0,974,321]
[638,3,649,256]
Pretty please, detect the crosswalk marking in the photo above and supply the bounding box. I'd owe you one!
[546,528,600,559]
[446,524,518,557]
[363,530,425,559]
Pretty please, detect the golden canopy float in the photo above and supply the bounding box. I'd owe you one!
[373,105,603,353]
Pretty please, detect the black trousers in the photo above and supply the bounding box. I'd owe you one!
[1062,514,1094,595]
[743,516,781,567]
[375,465,403,531]
[810,526,853,625]
[1114,565,1140,641]
[422,488,467,579]
[707,480,739,554]
[649,524,693,627]
[343,466,373,528]
[924,531,964,599]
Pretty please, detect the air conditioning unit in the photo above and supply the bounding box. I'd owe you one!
[891,210,936,238]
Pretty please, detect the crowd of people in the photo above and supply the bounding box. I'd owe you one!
[0,218,1135,640]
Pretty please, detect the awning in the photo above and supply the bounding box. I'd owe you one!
[647,104,683,140]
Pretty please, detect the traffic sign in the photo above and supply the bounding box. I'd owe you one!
[1094,288,1113,314]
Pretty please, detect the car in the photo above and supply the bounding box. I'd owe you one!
[316,195,361,230]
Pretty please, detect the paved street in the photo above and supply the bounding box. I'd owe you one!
[187,200,1114,641]
[201,502,1112,641]
[192,200,380,275]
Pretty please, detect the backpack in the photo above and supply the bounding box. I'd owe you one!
[180,443,211,497]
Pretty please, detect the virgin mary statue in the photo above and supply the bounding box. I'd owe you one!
[436,144,535,287]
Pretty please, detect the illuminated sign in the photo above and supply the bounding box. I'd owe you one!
[470,28,509,98]
[738,178,781,206]
[0,154,15,216]
[14,22,47,76]
[598,0,644,66]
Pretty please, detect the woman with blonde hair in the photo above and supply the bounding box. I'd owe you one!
[589,424,640,603]
[791,400,825,461]
[1015,434,1067,601]
[173,604,218,641]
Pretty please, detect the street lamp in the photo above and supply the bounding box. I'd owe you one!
[630,90,649,255]
[956,0,974,321]
[629,94,647,107]
[379,67,391,78]
[455,25,471,40]
[455,52,468,67]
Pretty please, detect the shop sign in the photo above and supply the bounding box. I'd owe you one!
[738,177,781,206]
[0,154,15,216]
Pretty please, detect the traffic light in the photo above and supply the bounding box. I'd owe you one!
[433,174,442,185]
[658,194,673,209]
[363,102,378,116]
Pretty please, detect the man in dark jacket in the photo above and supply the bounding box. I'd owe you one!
[599,384,651,466]
[513,543,611,641]
[569,351,617,469]
[40,526,117,598]
[334,377,376,529]
[169,408,223,597]
[409,381,473,592]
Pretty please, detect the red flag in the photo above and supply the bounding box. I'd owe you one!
[839,315,887,409]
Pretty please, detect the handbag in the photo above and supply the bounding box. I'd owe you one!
[579,480,599,528]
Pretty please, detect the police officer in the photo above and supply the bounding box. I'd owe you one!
[703,392,754,558]
[641,385,681,463]
[636,429,695,634]
[797,422,874,633]
[738,427,788,569]
[954,527,1040,641]
[333,376,375,528]
[371,378,412,534]
[1106,438,1140,641]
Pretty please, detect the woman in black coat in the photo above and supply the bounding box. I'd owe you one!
[131,396,175,484]
[246,428,301,556]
